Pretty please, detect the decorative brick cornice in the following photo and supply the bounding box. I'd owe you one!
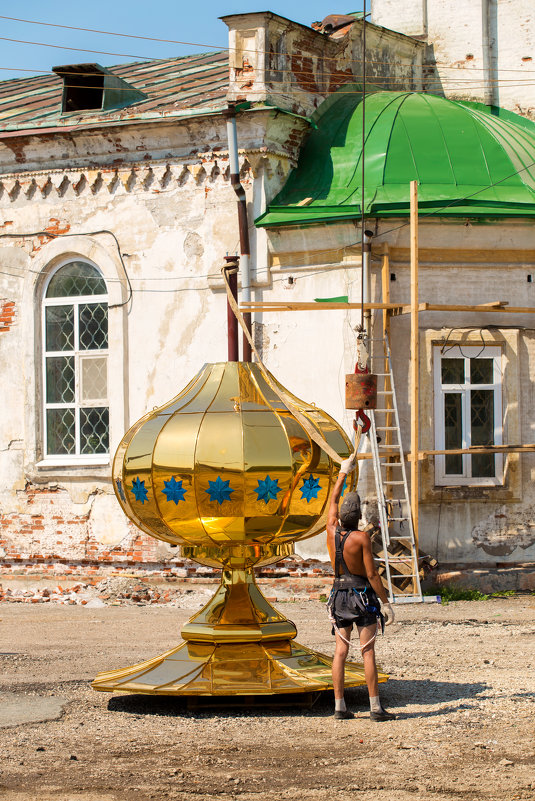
[0,151,294,203]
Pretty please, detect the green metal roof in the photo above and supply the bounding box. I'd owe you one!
[255,88,535,227]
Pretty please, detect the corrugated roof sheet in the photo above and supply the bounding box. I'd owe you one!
[256,89,535,225]
[0,52,229,131]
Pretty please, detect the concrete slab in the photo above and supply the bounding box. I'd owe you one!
[0,693,67,728]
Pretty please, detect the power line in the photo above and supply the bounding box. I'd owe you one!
[3,74,535,101]
[1,14,535,74]
[0,35,149,60]
[373,158,535,242]
[1,157,535,286]
[0,15,224,52]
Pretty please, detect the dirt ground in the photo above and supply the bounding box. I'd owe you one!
[1,593,534,801]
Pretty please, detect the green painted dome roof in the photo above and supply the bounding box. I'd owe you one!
[255,89,535,227]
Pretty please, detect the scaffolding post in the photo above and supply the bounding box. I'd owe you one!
[410,180,419,554]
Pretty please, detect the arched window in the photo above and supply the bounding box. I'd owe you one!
[43,260,109,460]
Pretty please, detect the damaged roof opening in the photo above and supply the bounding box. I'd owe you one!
[52,63,148,114]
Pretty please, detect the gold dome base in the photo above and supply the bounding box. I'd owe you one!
[91,638,387,696]
[91,567,388,696]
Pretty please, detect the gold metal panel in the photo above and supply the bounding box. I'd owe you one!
[92,636,379,695]
[211,658,270,691]
[120,660,200,689]
[242,408,292,534]
[173,362,225,415]
[204,361,241,413]
[152,411,210,546]
[248,365,292,413]
[238,363,279,412]
[195,409,244,541]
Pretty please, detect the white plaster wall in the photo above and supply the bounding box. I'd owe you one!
[2,103,535,569]
[372,0,535,117]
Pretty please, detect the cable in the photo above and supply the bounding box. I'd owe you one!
[0,35,150,60]
[1,157,534,292]
[0,230,132,308]
[2,14,535,74]
[373,157,535,242]
[2,55,535,90]
[440,327,491,359]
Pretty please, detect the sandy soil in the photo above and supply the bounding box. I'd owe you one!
[1,594,534,801]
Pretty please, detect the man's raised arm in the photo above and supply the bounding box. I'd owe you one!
[327,455,356,531]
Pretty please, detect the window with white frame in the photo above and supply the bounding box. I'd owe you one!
[42,260,109,462]
[433,345,503,485]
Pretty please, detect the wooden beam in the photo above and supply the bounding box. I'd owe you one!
[239,301,405,311]
[381,245,390,342]
[400,303,535,315]
[240,301,535,315]
[384,246,535,264]
[407,444,535,460]
[410,180,419,559]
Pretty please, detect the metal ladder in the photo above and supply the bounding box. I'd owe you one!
[363,334,423,603]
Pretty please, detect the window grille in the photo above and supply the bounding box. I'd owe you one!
[433,345,503,486]
[42,260,109,461]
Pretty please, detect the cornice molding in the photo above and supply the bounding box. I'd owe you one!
[0,151,294,203]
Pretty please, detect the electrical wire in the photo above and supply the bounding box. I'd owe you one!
[1,14,535,74]
[372,157,535,243]
[2,55,535,91]
[1,155,534,282]
[440,327,492,359]
[0,230,132,308]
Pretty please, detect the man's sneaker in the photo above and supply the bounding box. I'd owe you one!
[334,709,355,720]
[370,708,396,721]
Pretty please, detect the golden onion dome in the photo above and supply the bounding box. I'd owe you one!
[112,362,354,557]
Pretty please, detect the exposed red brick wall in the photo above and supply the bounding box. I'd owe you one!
[0,299,16,332]
[0,483,333,580]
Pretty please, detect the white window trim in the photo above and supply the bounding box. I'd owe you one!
[433,345,503,486]
[41,260,109,465]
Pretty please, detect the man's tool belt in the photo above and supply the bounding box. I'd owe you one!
[332,575,368,591]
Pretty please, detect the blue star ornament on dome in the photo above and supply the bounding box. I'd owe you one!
[130,477,149,504]
[254,475,282,505]
[162,476,187,505]
[205,476,234,505]
[300,474,322,503]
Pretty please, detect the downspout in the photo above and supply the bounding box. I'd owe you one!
[482,0,498,107]
[225,104,253,362]
[223,256,239,361]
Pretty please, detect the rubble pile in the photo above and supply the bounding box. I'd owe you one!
[0,571,334,607]
[0,579,217,608]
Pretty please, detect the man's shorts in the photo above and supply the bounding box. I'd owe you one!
[327,575,383,632]
[329,589,379,630]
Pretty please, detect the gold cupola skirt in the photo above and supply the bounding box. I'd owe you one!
[92,362,386,696]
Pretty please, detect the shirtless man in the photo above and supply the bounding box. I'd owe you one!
[326,455,396,721]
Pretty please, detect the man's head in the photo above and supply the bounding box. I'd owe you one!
[339,491,361,530]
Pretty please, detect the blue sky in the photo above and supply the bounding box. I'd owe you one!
[0,2,364,80]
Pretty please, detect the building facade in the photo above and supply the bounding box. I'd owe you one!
[0,8,534,580]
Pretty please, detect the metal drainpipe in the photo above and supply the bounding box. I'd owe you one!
[224,256,239,362]
[362,229,374,338]
[225,104,253,362]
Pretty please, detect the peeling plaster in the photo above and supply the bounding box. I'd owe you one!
[472,504,535,556]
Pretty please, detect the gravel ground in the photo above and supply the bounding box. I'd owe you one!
[1,593,534,801]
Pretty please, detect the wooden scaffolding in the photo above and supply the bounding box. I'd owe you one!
[240,182,535,598]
